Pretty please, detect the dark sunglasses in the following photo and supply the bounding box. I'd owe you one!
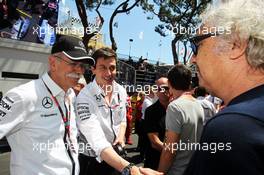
[190,33,219,56]
[54,55,89,69]
[158,86,169,92]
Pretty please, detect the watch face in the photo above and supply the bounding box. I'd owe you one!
[121,167,130,175]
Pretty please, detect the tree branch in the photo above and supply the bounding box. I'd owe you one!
[95,0,104,28]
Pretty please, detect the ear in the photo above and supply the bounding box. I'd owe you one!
[48,55,57,72]
[230,38,248,60]
[91,66,96,75]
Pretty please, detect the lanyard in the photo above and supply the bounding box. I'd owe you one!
[42,79,76,153]
[42,79,76,174]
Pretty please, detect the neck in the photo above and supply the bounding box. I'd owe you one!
[159,99,169,108]
[172,89,191,98]
[48,71,67,92]
[221,79,264,105]
[215,68,264,105]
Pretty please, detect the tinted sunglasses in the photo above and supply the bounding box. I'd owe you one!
[158,86,169,92]
[190,33,219,56]
[54,55,90,69]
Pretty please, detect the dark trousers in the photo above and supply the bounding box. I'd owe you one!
[79,153,119,175]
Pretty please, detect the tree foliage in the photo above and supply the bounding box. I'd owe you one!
[140,0,212,64]
[77,0,141,52]
[109,0,141,51]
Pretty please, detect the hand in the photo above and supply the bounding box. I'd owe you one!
[130,166,142,175]
[139,167,164,175]
[113,137,125,147]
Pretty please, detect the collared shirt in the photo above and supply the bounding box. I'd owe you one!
[0,73,79,175]
[76,79,127,162]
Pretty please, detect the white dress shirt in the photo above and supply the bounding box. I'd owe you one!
[76,79,127,162]
[0,73,79,175]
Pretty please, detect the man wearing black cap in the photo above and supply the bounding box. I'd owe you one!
[0,35,94,175]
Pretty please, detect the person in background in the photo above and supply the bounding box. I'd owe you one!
[141,86,156,120]
[125,95,133,145]
[144,77,170,170]
[0,35,94,175]
[194,86,216,124]
[73,76,87,96]
[135,92,145,160]
[158,65,204,175]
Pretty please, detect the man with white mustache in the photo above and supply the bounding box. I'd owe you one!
[0,35,94,175]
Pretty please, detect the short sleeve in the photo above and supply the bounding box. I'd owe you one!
[165,102,184,134]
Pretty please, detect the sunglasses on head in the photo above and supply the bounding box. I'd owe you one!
[190,33,219,56]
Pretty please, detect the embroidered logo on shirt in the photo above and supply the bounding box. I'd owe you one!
[94,94,102,102]
[77,103,91,121]
[42,97,53,109]
[0,109,6,118]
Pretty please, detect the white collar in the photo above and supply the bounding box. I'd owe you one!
[42,72,65,97]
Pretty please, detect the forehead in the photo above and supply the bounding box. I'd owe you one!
[96,57,116,66]
[196,24,220,35]
[156,78,168,86]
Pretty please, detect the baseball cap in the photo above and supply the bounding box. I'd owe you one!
[51,35,95,65]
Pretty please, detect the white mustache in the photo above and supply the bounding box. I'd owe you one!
[66,73,82,79]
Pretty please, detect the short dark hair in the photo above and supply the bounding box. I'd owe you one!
[194,86,207,97]
[167,64,192,91]
[92,47,117,66]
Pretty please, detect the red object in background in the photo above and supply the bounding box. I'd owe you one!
[135,100,143,121]
[125,96,133,145]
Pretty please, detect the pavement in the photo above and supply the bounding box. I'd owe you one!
[0,134,143,175]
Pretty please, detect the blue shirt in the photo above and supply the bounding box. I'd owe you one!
[184,84,264,175]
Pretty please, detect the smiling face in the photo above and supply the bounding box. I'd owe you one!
[191,26,231,96]
[49,53,85,92]
[92,57,117,88]
[156,77,170,103]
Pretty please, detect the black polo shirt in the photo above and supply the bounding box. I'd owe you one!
[184,85,264,175]
[144,100,166,170]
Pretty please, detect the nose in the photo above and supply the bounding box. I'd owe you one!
[105,68,111,76]
[74,64,85,74]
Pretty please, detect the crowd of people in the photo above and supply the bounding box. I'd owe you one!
[0,0,264,175]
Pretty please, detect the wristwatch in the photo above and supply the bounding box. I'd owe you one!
[121,163,134,175]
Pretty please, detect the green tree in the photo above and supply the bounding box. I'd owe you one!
[75,0,142,52]
[75,0,114,50]
[141,0,212,64]
[109,0,141,51]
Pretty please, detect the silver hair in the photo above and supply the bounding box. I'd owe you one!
[201,0,264,70]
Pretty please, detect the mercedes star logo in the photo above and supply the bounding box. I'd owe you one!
[42,97,53,109]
